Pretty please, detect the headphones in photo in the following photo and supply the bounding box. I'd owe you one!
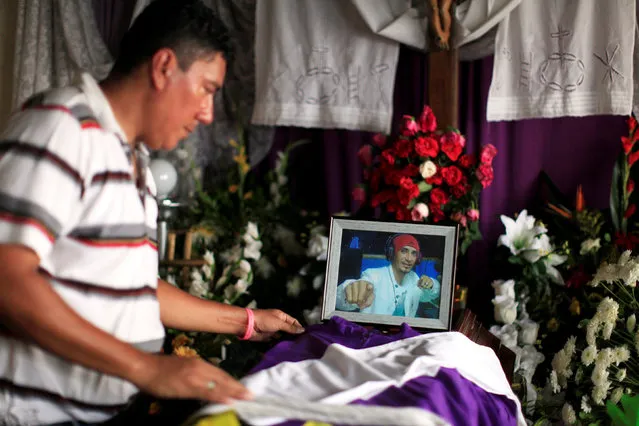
[384,234,422,264]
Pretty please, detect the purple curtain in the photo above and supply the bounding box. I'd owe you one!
[92,0,136,56]
[459,57,626,318]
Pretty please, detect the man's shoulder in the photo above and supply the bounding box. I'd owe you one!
[3,86,105,150]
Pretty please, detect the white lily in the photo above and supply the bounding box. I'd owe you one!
[498,210,546,257]
[524,234,567,285]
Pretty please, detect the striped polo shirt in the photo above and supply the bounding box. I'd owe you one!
[0,73,164,425]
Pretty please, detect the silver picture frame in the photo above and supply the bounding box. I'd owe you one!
[321,217,458,331]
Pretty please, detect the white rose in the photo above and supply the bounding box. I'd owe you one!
[580,238,601,255]
[307,234,328,260]
[519,319,540,345]
[411,203,429,221]
[492,295,518,325]
[419,160,437,179]
[491,279,516,299]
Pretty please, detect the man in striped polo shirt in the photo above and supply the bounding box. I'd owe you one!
[0,1,305,425]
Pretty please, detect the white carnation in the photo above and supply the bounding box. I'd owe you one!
[561,403,576,425]
[628,314,637,333]
[581,345,597,366]
[617,368,627,382]
[611,387,624,404]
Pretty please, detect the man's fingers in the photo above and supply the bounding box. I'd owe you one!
[203,367,252,403]
[279,313,305,334]
[362,285,375,308]
[346,283,355,303]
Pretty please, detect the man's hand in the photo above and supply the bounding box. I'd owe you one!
[345,280,374,309]
[132,353,252,404]
[250,309,305,341]
[418,276,434,290]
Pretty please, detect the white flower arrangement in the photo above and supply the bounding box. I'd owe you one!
[545,251,639,423]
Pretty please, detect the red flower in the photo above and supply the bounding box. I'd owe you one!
[394,138,413,158]
[628,179,635,194]
[400,115,419,136]
[384,169,403,186]
[426,171,443,186]
[370,170,381,191]
[630,151,639,166]
[624,204,636,218]
[415,137,439,158]
[371,190,396,207]
[398,177,420,206]
[418,105,437,133]
[622,136,635,154]
[467,209,480,221]
[615,232,639,251]
[401,164,420,177]
[440,132,464,161]
[430,188,449,206]
[395,207,412,221]
[441,166,463,186]
[458,154,476,168]
[372,133,387,148]
[476,164,494,188]
[381,149,395,167]
[451,180,469,198]
[352,187,366,203]
[565,267,590,289]
[628,116,638,133]
[357,145,373,167]
[479,144,498,165]
[428,203,446,222]
[451,212,468,228]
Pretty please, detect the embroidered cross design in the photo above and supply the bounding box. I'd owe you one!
[593,44,623,85]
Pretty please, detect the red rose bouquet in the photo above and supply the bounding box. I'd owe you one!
[352,105,497,253]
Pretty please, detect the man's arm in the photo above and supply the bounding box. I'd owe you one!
[0,245,250,403]
[157,279,305,339]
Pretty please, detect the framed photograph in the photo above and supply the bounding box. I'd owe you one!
[321,217,458,331]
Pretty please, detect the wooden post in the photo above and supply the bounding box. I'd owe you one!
[427,48,459,129]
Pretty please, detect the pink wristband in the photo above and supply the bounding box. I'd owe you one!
[240,308,254,340]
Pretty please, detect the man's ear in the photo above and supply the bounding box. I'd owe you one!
[150,48,179,91]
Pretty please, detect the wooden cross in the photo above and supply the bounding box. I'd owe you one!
[427,0,459,129]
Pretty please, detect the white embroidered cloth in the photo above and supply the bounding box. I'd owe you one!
[251,0,402,134]
[486,0,636,121]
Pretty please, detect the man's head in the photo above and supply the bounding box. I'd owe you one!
[386,234,421,274]
[109,0,232,150]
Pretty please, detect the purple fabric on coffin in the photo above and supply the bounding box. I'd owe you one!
[249,316,420,374]
[248,317,518,426]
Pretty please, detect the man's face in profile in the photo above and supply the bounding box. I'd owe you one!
[392,246,418,273]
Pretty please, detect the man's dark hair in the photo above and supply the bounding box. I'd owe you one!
[111,0,232,76]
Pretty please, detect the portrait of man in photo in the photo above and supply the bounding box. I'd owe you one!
[334,233,441,318]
